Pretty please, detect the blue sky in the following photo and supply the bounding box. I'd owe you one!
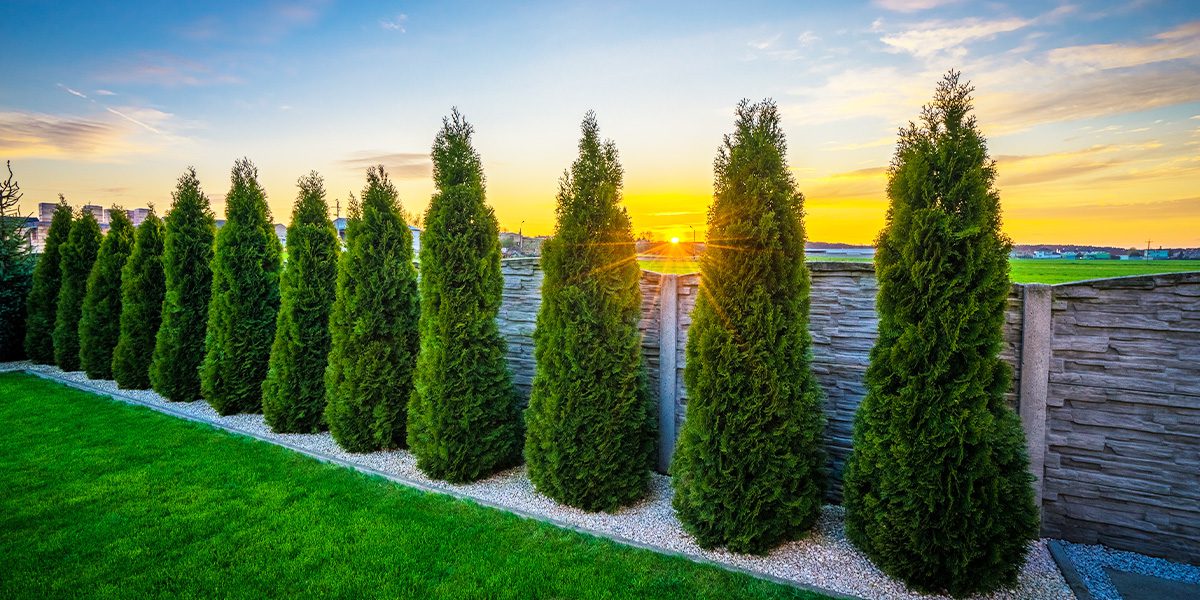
[4,0,1199,245]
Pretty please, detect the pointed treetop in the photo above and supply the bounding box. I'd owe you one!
[294,171,329,225]
[432,107,483,190]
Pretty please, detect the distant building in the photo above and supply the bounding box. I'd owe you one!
[23,202,157,253]
[330,218,421,257]
[127,207,151,227]
[1145,249,1169,260]
[274,223,287,247]
[82,204,105,223]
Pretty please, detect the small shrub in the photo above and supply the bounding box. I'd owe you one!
[151,168,216,402]
[262,172,339,433]
[53,211,102,371]
[112,209,166,389]
[524,112,654,512]
[408,109,522,482]
[79,208,136,379]
[201,158,281,415]
[324,166,419,452]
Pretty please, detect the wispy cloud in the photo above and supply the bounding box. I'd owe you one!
[340,152,431,179]
[1047,20,1200,70]
[0,111,129,157]
[380,14,408,32]
[879,17,1031,58]
[873,0,960,13]
[97,53,241,87]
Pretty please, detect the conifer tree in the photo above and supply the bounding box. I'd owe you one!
[79,208,135,379]
[201,158,281,415]
[1,161,34,361]
[53,210,101,370]
[325,166,420,452]
[842,71,1038,597]
[408,109,522,482]
[112,209,166,389]
[524,113,654,512]
[261,172,339,433]
[671,100,826,553]
[151,168,215,402]
[25,198,72,363]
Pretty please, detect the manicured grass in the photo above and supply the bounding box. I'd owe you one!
[1007,259,1200,284]
[0,373,823,600]
[638,257,1200,284]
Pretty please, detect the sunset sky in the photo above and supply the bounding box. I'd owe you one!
[4,1,1199,247]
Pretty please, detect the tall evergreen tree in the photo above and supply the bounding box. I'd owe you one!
[842,72,1038,597]
[524,113,654,512]
[201,158,281,415]
[1,162,34,361]
[671,100,826,554]
[151,168,215,402]
[79,208,135,379]
[53,210,101,370]
[408,109,523,483]
[261,172,339,433]
[112,209,166,389]
[25,198,72,363]
[325,167,419,452]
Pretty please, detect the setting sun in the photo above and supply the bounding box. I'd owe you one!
[670,237,680,244]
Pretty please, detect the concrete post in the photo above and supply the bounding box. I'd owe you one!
[1019,284,1053,515]
[657,274,679,473]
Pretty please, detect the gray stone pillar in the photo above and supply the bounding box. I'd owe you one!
[657,274,679,473]
[1018,284,1052,514]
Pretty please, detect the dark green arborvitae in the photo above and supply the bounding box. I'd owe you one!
[408,109,523,482]
[201,158,281,415]
[79,208,135,379]
[151,168,215,402]
[325,166,420,452]
[671,100,827,554]
[53,210,102,371]
[25,199,72,363]
[1,161,34,361]
[261,172,339,433]
[112,209,166,389]
[842,72,1038,597]
[524,113,654,512]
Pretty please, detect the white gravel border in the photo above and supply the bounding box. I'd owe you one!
[2,361,1074,600]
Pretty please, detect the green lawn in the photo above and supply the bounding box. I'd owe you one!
[0,373,822,600]
[638,257,1200,284]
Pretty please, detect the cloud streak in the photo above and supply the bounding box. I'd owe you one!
[340,152,431,179]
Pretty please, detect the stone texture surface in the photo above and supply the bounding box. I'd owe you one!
[1041,272,1200,565]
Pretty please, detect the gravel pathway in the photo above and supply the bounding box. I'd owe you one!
[1055,539,1200,600]
[3,362,1075,600]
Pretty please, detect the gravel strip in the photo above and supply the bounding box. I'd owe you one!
[1054,539,1200,600]
[5,362,1075,600]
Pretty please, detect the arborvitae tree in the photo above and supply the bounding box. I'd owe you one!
[78,208,135,379]
[151,168,215,402]
[325,167,420,452]
[112,209,166,389]
[524,113,654,512]
[1,162,34,361]
[842,71,1038,597]
[53,210,101,370]
[261,172,339,433]
[670,100,827,554]
[408,109,523,482]
[201,158,281,415]
[25,198,72,363]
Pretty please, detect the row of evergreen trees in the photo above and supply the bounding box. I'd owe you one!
[18,72,1035,597]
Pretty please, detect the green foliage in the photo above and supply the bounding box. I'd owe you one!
[325,167,420,452]
[841,72,1038,597]
[671,100,827,554]
[53,210,102,371]
[201,158,281,415]
[78,209,136,379]
[151,168,215,402]
[1,162,34,361]
[524,113,654,512]
[407,109,522,482]
[112,209,166,389]
[24,199,72,363]
[261,172,339,433]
